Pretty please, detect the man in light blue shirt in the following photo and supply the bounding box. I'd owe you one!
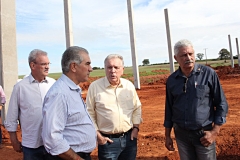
[42,46,96,160]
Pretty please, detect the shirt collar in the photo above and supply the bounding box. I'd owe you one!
[28,74,48,83]
[103,76,123,88]
[60,74,81,92]
[192,63,202,74]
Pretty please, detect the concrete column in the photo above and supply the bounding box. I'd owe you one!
[63,0,73,48]
[228,35,234,68]
[164,9,175,73]
[236,38,240,66]
[0,0,18,121]
[127,0,140,89]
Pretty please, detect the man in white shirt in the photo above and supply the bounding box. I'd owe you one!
[4,49,55,160]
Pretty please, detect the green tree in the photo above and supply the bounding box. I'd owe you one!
[196,53,204,60]
[219,48,230,62]
[142,59,150,65]
[92,67,100,70]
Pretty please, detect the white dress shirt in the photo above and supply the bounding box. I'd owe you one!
[4,74,55,148]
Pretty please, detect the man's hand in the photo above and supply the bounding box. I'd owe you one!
[131,126,139,140]
[97,131,113,145]
[165,136,175,151]
[200,124,221,147]
[9,132,22,153]
[165,127,175,151]
[12,141,22,152]
[58,148,84,160]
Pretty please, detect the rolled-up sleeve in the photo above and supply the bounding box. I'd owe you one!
[4,85,19,131]
[164,80,174,128]
[132,88,142,124]
[212,73,228,125]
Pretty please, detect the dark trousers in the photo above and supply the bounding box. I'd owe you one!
[22,145,48,160]
[98,129,137,160]
[46,152,92,160]
[173,123,216,160]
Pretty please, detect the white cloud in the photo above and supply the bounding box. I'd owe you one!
[16,0,240,74]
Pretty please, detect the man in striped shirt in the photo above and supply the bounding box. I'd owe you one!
[42,46,96,160]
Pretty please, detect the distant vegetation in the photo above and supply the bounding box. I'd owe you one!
[19,59,239,79]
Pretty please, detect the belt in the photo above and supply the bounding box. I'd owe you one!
[101,128,132,138]
[175,123,213,132]
[76,152,91,159]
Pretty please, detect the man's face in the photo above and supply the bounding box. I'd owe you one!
[31,55,50,78]
[75,52,93,83]
[174,46,195,71]
[105,58,124,86]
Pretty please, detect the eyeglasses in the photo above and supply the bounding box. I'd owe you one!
[183,78,188,93]
[34,62,51,67]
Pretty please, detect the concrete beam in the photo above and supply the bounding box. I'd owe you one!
[63,0,73,48]
[127,0,140,89]
[0,0,18,121]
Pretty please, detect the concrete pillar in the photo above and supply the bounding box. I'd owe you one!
[204,48,208,65]
[228,35,234,68]
[63,0,73,48]
[0,0,18,121]
[127,0,140,89]
[164,9,175,73]
[236,38,240,66]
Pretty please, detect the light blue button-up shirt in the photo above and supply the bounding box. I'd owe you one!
[42,74,96,155]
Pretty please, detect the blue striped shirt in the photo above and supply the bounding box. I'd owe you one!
[42,74,96,155]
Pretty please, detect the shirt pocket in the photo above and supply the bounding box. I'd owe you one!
[195,85,210,99]
[119,92,134,110]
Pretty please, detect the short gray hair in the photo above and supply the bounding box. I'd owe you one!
[61,46,89,73]
[28,49,48,65]
[174,39,194,55]
[104,54,124,67]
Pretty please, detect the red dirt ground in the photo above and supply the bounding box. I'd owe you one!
[0,65,240,160]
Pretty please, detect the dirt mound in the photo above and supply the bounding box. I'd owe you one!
[213,64,240,80]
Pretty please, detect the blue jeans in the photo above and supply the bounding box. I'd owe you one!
[22,145,48,160]
[173,124,216,160]
[98,130,137,160]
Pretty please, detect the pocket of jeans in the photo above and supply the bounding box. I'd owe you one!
[199,129,205,137]
[173,123,178,131]
[133,137,137,141]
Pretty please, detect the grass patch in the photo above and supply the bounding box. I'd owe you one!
[18,59,239,79]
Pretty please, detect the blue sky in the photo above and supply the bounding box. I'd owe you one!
[16,0,240,75]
